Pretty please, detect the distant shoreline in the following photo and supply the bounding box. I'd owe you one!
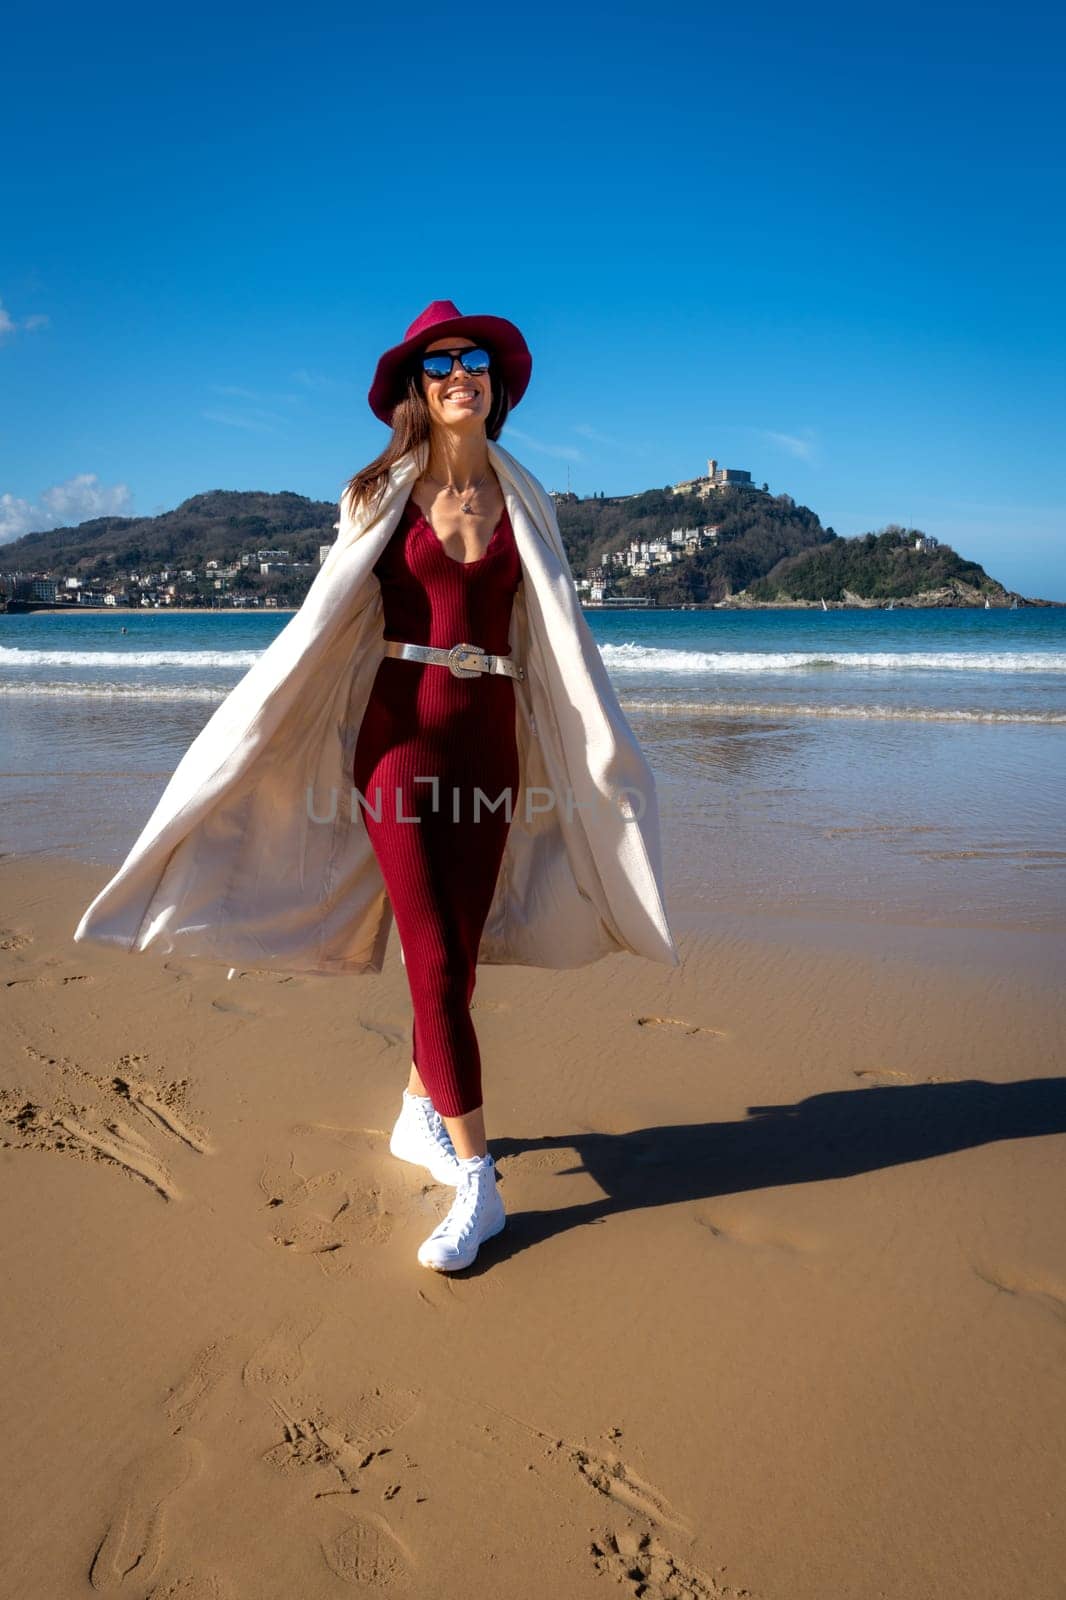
[1,605,301,616]
[4,598,1063,617]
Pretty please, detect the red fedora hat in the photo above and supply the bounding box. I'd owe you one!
[367,299,532,425]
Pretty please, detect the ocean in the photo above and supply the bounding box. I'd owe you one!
[3,605,1064,943]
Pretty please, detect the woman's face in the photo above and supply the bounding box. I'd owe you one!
[419,335,493,430]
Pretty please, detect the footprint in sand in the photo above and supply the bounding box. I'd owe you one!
[88,1436,202,1592]
[635,1015,724,1038]
[241,1308,325,1393]
[972,1262,1066,1328]
[321,1512,412,1588]
[500,1408,693,1537]
[4,959,92,988]
[344,1385,421,1453]
[263,1385,421,1503]
[532,1425,747,1597]
[258,1147,319,1209]
[263,1411,343,1480]
[545,1439,692,1536]
[163,1340,235,1434]
[693,1211,821,1258]
[258,1144,399,1267]
[258,1396,422,1593]
[146,1576,231,1599]
[270,1212,353,1265]
[0,927,32,950]
[590,1527,744,1599]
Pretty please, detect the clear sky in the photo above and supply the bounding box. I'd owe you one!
[3,1,1063,597]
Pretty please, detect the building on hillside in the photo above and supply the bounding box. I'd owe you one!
[596,525,720,575]
[672,457,760,498]
[584,592,653,608]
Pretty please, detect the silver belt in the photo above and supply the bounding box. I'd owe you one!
[382,638,525,682]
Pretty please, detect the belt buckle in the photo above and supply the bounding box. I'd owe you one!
[447,641,485,678]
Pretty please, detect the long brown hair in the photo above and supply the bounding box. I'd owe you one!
[343,347,513,523]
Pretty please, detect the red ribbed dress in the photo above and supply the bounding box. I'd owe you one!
[352,492,522,1118]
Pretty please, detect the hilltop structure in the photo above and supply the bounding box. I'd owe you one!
[672,457,762,498]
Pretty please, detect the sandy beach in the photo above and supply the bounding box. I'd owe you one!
[3,849,1064,1599]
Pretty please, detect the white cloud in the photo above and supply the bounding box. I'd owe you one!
[573,422,630,450]
[503,425,584,461]
[0,474,133,544]
[291,367,351,392]
[201,407,285,434]
[751,427,819,462]
[202,378,297,431]
[0,297,50,339]
[208,382,301,406]
[200,372,349,435]
[0,493,36,540]
[566,423,650,461]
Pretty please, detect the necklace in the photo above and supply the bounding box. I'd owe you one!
[426,469,490,515]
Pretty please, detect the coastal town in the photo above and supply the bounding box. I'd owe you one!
[561,457,763,608]
[0,456,760,613]
[0,456,1025,612]
[0,545,324,612]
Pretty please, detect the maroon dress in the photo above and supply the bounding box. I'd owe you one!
[352,492,522,1118]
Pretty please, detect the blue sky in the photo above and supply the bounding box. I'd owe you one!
[3,1,1063,597]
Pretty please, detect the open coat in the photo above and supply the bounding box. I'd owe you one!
[72,440,679,976]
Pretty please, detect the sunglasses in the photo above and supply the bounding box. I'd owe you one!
[419,346,493,381]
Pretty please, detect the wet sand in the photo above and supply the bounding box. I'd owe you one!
[2,852,1064,1599]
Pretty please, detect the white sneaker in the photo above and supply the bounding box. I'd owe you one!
[389,1090,463,1186]
[417,1154,506,1272]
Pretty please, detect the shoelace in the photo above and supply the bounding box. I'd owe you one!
[431,1171,488,1241]
[419,1101,458,1158]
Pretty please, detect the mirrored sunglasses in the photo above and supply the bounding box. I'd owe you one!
[420,346,493,381]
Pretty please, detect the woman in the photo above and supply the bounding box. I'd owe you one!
[72,300,679,1276]
[349,304,530,1272]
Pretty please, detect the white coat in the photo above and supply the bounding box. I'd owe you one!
[72,440,679,975]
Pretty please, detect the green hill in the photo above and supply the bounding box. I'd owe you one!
[555,483,832,605]
[0,489,338,606]
[0,489,334,577]
[0,482,1037,609]
[746,525,1018,606]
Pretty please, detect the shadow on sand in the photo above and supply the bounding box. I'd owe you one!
[480,1076,1066,1268]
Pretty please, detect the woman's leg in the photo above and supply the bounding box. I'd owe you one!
[356,674,517,1165]
[407,1054,486,1158]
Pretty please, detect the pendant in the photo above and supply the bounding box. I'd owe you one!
[461,502,473,514]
